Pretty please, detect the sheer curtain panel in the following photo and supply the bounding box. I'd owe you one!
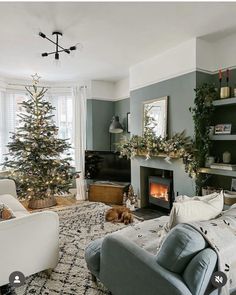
[72,86,87,200]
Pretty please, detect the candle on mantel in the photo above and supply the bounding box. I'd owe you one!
[219,69,222,82]
[226,69,230,86]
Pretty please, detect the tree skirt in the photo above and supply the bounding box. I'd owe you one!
[14,202,128,295]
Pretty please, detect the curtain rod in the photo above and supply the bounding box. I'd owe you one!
[7,83,73,89]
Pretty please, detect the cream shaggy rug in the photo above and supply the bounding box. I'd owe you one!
[14,202,129,295]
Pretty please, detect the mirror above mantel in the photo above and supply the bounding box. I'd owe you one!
[143,96,168,138]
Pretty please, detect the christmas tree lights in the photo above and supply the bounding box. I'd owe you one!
[4,79,74,204]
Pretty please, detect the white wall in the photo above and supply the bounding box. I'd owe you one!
[114,77,129,99]
[196,38,216,72]
[0,77,6,91]
[214,33,236,70]
[90,80,115,100]
[89,78,130,101]
[196,34,236,72]
[129,38,197,91]
[129,35,236,91]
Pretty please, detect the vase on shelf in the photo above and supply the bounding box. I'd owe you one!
[220,87,230,99]
[219,69,231,99]
[205,156,215,168]
[223,151,231,164]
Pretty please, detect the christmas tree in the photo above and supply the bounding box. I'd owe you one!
[4,76,74,206]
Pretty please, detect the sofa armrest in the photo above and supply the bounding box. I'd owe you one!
[99,234,192,295]
[0,211,59,286]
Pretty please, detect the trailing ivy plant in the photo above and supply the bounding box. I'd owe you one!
[189,83,217,194]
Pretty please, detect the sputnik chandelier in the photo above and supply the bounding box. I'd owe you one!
[39,31,79,60]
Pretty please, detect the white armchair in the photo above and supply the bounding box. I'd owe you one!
[0,179,59,286]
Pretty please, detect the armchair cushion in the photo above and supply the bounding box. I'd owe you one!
[156,224,207,274]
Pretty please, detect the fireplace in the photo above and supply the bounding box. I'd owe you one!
[149,176,173,210]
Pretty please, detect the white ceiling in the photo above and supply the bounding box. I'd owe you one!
[0,2,236,83]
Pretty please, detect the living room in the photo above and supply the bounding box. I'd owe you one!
[1,1,236,295]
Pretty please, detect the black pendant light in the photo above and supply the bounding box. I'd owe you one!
[39,31,78,60]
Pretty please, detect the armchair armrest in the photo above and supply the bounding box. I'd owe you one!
[0,194,28,214]
[0,211,59,286]
[100,234,192,295]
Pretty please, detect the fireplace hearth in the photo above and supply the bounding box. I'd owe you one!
[149,176,173,210]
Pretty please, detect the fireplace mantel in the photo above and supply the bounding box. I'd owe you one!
[136,152,180,159]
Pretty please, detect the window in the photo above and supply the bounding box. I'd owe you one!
[0,90,28,166]
[0,88,74,168]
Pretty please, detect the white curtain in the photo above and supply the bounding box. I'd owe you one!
[47,90,74,163]
[72,86,87,200]
[0,90,28,166]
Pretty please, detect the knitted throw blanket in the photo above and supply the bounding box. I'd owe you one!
[187,206,236,295]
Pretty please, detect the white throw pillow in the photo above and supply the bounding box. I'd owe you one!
[168,191,224,229]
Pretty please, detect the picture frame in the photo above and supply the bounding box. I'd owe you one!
[214,124,232,135]
[127,112,131,133]
[231,178,236,191]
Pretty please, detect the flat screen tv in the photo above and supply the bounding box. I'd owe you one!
[85,150,131,182]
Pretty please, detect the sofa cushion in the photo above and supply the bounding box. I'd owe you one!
[0,202,15,221]
[85,238,104,277]
[156,224,208,274]
[183,248,217,295]
[168,191,224,229]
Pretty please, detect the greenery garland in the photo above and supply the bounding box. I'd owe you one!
[116,131,196,176]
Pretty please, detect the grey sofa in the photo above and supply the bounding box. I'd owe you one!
[85,222,220,295]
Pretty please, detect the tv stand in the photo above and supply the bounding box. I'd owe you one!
[88,181,130,205]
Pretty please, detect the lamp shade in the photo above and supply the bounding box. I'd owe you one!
[109,116,123,134]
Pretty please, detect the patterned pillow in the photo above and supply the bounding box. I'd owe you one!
[0,203,15,221]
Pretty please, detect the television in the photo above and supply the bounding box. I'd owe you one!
[85,150,131,182]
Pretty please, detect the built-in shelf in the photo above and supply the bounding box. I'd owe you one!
[198,167,236,177]
[210,134,236,141]
[213,97,236,106]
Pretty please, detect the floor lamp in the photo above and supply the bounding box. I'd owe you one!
[109,116,123,151]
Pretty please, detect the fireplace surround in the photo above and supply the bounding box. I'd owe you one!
[140,166,174,210]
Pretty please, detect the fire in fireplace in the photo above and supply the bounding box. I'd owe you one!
[149,176,173,210]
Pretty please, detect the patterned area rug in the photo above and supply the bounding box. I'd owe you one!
[14,202,128,295]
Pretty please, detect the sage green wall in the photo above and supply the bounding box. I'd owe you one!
[86,99,114,151]
[86,97,130,151]
[113,98,130,149]
[86,100,93,150]
[196,71,213,86]
[130,72,197,200]
[131,72,196,137]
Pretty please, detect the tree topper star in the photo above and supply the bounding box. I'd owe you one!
[31,73,41,85]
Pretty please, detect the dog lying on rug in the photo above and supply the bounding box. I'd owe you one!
[105,206,134,225]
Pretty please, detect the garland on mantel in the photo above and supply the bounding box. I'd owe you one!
[116,131,196,176]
